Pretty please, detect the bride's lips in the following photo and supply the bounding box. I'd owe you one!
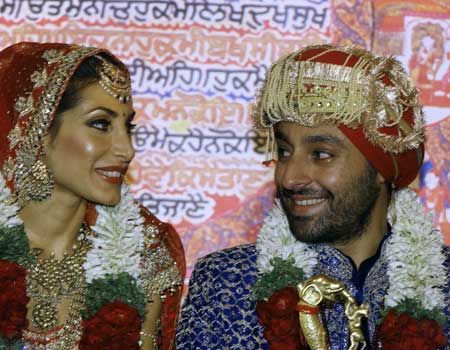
[95,165,128,185]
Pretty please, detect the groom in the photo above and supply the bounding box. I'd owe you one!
[176,45,449,350]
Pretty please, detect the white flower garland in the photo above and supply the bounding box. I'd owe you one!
[256,198,318,277]
[0,175,22,227]
[0,177,145,285]
[385,189,447,311]
[84,184,145,283]
[256,189,447,313]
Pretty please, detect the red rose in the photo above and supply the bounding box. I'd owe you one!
[270,336,299,350]
[0,260,29,339]
[256,301,271,325]
[379,308,397,332]
[257,287,307,349]
[269,316,298,338]
[376,309,448,350]
[79,301,142,350]
[98,301,139,327]
[265,287,299,317]
[420,318,448,346]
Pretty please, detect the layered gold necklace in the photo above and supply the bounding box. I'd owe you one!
[23,224,91,349]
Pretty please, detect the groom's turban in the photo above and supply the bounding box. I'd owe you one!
[254,45,425,188]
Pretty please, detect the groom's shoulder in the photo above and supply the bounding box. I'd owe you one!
[191,243,258,281]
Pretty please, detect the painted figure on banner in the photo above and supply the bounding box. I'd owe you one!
[409,22,443,89]
[440,51,450,100]
[0,42,185,350]
[176,45,449,349]
[420,159,450,244]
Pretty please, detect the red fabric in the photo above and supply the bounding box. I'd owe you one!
[0,260,29,339]
[295,303,319,315]
[140,206,186,350]
[295,46,424,188]
[80,301,141,350]
[338,125,422,188]
[84,202,99,227]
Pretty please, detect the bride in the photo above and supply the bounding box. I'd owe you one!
[0,42,185,350]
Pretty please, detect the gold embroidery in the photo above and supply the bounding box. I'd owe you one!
[42,49,65,64]
[140,225,182,301]
[254,45,425,154]
[7,124,21,149]
[30,69,48,88]
[14,95,34,118]
[22,159,54,201]
[15,46,99,205]
[2,157,15,181]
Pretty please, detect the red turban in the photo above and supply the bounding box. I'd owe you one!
[255,45,425,188]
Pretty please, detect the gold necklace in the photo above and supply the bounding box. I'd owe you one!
[25,224,91,335]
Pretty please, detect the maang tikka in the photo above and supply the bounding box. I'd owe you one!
[96,56,132,103]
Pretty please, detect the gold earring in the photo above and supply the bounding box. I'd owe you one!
[16,159,54,205]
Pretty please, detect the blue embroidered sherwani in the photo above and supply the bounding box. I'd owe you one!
[177,243,450,350]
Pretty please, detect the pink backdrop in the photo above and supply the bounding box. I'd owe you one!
[1,0,448,286]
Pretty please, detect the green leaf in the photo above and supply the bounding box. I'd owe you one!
[0,337,24,350]
[0,225,34,265]
[83,272,147,319]
[252,257,305,300]
[379,298,446,326]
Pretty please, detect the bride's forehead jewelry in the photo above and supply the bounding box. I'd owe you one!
[96,56,132,104]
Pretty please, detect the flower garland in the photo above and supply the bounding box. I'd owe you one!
[254,189,448,349]
[385,189,446,315]
[0,178,21,228]
[0,175,148,349]
[256,199,318,277]
[253,199,318,301]
[84,185,144,284]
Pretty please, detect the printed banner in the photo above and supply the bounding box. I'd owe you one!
[0,0,447,286]
[374,0,450,245]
